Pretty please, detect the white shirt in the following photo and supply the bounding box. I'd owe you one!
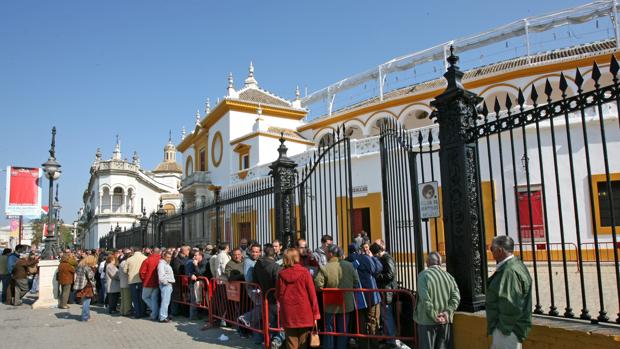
[496,254,514,270]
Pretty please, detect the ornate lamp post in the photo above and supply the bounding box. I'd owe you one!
[41,127,62,260]
[156,199,167,247]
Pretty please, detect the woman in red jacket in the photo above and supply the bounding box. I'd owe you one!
[277,248,320,349]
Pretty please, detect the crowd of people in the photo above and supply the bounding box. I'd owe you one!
[0,234,532,349]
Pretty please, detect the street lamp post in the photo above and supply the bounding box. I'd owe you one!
[41,127,62,260]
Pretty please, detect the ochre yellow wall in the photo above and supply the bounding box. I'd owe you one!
[453,312,620,349]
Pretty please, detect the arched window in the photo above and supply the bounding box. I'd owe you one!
[112,187,124,212]
[186,156,194,176]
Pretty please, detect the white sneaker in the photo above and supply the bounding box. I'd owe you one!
[270,337,282,349]
[237,315,251,327]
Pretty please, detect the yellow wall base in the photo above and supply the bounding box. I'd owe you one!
[453,312,620,349]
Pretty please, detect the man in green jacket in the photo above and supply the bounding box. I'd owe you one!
[315,244,360,349]
[413,252,460,349]
[486,236,532,349]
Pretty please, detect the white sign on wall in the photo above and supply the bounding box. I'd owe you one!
[418,181,440,219]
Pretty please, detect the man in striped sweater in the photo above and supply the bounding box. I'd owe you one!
[413,252,460,349]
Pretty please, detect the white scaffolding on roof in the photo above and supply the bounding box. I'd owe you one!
[301,0,620,118]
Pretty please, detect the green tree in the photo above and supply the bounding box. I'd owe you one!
[30,214,47,247]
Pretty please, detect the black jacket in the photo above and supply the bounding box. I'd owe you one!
[253,257,280,303]
[172,255,188,276]
[376,252,398,304]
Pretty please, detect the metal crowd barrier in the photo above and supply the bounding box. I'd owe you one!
[263,287,416,348]
[208,279,267,336]
[172,275,211,310]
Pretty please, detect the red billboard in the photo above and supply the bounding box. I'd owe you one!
[5,166,42,217]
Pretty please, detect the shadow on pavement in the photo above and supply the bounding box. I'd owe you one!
[54,311,82,321]
[173,318,257,348]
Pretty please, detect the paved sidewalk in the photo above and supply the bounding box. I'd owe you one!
[0,295,257,349]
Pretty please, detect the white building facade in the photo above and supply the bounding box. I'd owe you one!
[78,138,183,249]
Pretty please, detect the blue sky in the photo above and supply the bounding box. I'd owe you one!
[0,0,588,225]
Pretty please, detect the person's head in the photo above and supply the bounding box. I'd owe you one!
[369,242,384,257]
[272,239,282,255]
[205,244,214,255]
[80,255,98,267]
[106,254,117,265]
[374,239,385,249]
[193,251,204,263]
[282,248,300,268]
[14,244,24,254]
[2,248,11,256]
[162,251,173,264]
[326,244,342,260]
[218,242,230,253]
[180,245,190,256]
[144,247,152,256]
[490,235,514,263]
[152,247,161,256]
[249,244,261,261]
[239,238,248,250]
[427,252,442,267]
[295,239,308,256]
[361,243,370,255]
[263,245,276,259]
[231,248,243,263]
[321,235,333,248]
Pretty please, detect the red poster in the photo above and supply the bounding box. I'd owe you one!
[518,190,545,241]
[5,166,42,217]
[8,167,39,205]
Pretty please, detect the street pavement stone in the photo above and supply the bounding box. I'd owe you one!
[0,294,257,349]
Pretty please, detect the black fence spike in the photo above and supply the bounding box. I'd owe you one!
[530,85,539,106]
[493,97,501,115]
[575,67,584,90]
[481,102,489,117]
[544,79,553,98]
[505,93,513,111]
[517,88,525,107]
[428,128,434,144]
[417,129,423,146]
[592,61,601,83]
[610,55,619,77]
[559,73,568,94]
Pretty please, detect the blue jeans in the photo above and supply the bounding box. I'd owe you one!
[142,287,160,320]
[159,284,173,321]
[81,298,91,321]
[0,274,10,303]
[129,283,145,317]
[381,303,396,344]
[324,312,350,349]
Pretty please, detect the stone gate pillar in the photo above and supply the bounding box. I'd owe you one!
[270,135,297,249]
[430,47,487,312]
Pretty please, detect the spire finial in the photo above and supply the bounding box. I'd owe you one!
[168,129,172,143]
[295,86,300,100]
[113,134,122,160]
[195,110,200,126]
[181,126,186,139]
[95,148,102,160]
[443,45,464,91]
[447,45,458,67]
[50,126,57,159]
[228,72,234,88]
[204,97,211,114]
[244,61,258,87]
